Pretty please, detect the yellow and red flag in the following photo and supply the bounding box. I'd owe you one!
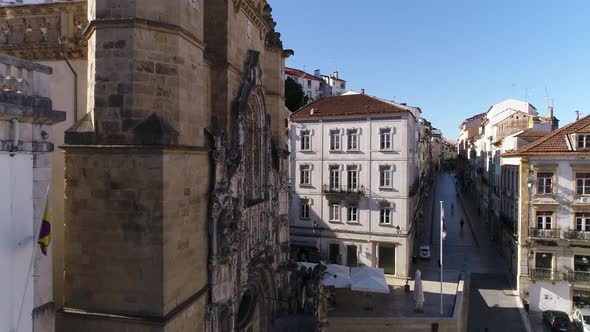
[37,198,51,256]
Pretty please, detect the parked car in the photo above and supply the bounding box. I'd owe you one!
[573,308,590,332]
[542,310,572,332]
[419,245,431,259]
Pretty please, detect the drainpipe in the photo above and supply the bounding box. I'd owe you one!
[59,39,78,123]
[10,119,19,154]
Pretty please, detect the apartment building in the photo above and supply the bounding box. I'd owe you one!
[503,113,590,313]
[289,92,421,278]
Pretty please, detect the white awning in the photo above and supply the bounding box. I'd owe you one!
[323,264,351,288]
[350,266,390,294]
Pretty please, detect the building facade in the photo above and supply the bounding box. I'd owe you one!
[0,53,65,332]
[503,114,590,313]
[28,0,294,331]
[289,92,421,278]
[285,67,323,101]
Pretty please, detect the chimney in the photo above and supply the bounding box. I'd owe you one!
[548,106,553,119]
[333,71,339,79]
[314,69,321,78]
[576,110,580,121]
[360,89,365,95]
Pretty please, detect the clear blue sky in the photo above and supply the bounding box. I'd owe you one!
[271,1,590,139]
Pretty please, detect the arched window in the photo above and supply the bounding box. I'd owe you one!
[245,89,267,202]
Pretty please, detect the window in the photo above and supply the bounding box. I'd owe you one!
[380,208,391,225]
[340,82,345,89]
[330,130,341,151]
[577,173,590,195]
[307,79,312,88]
[347,205,358,222]
[347,129,359,151]
[329,166,340,189]
[578,135,590,149]
[536,212,552,229]
[329,202,340,221]
[300,130,310,151]
[380,128,392,150]
[379,166,392,188]
[347,167,358,190]
[300,200,310,219]
[300,165,311,186]
[576,213,590,232]
[537,172,553,195]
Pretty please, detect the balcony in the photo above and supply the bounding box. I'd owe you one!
[563,230,590,241]
[530,268,561,281]
[567,271,590,284]
[323,185,366,197]
[529,228,561,239]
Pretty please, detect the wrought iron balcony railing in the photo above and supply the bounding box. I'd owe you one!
[563,230,590,241]
[568,271,590,284]
[529,228,561,239]
[323,184,366,196]
[530,268,561,281]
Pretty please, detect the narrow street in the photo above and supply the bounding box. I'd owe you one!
[415,172,527,332]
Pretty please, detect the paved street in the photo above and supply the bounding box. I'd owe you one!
[415,172,528,332]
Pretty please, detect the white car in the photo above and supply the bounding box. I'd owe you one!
[574,308,590,332]
[419,245,431,259]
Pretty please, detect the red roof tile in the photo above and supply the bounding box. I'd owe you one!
[504,115,590,156]
[515,129,551,138]
[285,67,322,82]
[291,94,415,119]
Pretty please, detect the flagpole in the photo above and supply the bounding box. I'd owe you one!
[14,184,50,332]
[440,200,444,316]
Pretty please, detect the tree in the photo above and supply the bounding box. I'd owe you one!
[285,77,309,112]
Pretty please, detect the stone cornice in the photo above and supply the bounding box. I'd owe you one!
[85,18,206,51]
[0,1,86,15]
[0,41,87,61]
[233,0,273,34]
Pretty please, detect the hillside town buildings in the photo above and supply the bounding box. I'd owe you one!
[284,67,348,102]
[288,92,422,278]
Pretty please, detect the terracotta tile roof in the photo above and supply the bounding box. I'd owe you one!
[515,129,551,138]
[290,94,415,119]
[285,67,322,82]
[503,115,590,156]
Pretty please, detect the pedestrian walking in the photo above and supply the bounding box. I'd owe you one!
[460,218,464,230]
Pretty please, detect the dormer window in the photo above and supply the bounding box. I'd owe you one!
[578,134,590,149]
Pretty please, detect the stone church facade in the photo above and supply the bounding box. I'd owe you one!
[0,0,295,331]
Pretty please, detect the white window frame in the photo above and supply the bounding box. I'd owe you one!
[380,128,392,150]
[329,202,340,221]
[576,213,590,232]
[537,172,553,195]
[347,129,359,151]
[379,166,392,188]
[300,165,311,186]
[347,205,358,223]
[536,212,552,229]
[577,173,590,195]
[300,130,311,151]
[329,129,341,151]
[329,166,340,189]
[379,207,391,225]
[578,134,590,149]
[300,200,310,219]
[347,167,358,190]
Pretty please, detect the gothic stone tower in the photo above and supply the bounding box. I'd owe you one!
[57,0,291,331]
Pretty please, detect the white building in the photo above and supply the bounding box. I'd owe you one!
[289,92,421,278]
[0,54,64,332]
[503,113,590,313]
[284,67,325,102]
[320,70,347,96]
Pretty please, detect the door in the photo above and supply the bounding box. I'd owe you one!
[378,244,395,274]
[329,243,340,264]
[346,245,357,267]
